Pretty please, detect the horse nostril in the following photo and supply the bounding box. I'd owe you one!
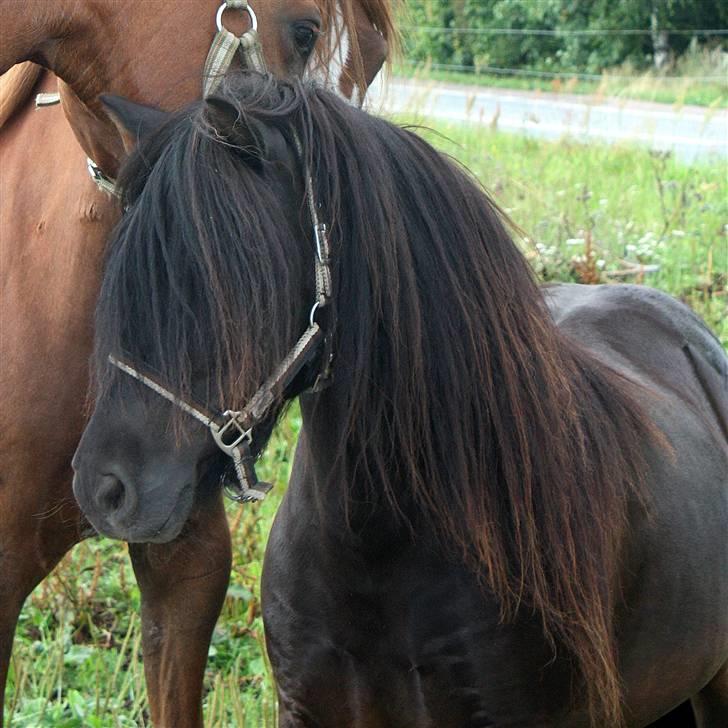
[95,473,137,524]
[99,476,124,511]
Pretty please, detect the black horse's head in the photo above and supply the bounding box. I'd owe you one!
[72,75,316,542]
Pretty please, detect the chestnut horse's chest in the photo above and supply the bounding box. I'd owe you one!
[0,72,114,487]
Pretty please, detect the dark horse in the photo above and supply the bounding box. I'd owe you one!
[72,75,728,727]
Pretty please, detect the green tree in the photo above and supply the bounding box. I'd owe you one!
[403,0,727,74]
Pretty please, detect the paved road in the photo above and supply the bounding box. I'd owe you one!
[366,77,728,163]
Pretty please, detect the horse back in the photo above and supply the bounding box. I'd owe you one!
[545,282,727,443]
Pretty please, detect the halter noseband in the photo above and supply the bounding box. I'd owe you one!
[109,157,334,503]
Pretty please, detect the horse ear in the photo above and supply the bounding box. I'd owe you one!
[100,94,170,152]
[204,96,286,170]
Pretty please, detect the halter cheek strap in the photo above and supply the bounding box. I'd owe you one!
[109,317,325,502]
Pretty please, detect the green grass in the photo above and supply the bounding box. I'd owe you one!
[5,122,727,727]
[5,411,297,728]
[409,120,727,344]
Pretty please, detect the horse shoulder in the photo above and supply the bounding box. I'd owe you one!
[264,446,575,727]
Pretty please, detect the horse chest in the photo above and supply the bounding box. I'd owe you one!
[263,506,574,728]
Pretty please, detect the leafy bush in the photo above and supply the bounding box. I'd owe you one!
[403,0,727,74]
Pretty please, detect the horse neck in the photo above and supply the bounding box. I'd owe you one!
[298,381,419,555]
[0,2,73,74]
[0,2,117,99]
[0,0,128,175]
[0,2,201,176]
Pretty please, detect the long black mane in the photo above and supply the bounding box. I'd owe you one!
[97,74,653,726]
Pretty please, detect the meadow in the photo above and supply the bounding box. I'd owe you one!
[5,117,726,727]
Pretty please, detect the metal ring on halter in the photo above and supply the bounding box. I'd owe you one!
[310,301,323,327]
[216,2,258,33]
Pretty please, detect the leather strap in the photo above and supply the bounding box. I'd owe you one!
[203,1,265,97]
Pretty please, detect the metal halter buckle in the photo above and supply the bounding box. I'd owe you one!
[210,411,252,456]
[314,223,329,263]
[86,158,119,197]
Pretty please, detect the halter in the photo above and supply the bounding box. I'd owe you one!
[36,1,266,197]
[204,1,265,96]
[109,158,334,502]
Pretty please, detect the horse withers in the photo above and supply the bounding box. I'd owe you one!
[71,76,728,727]
[0,1,396,723]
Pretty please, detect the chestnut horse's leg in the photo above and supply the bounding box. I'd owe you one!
[129,496,231,728]
[0,481,84,722]
[2,71,230,726]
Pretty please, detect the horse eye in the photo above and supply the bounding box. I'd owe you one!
[293,23,319,56]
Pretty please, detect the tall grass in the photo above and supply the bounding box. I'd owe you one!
[5,121,726,727]
[416,121,726,344]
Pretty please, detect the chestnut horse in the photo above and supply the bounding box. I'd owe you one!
[72,76,727,727]
[0,1,395,724]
